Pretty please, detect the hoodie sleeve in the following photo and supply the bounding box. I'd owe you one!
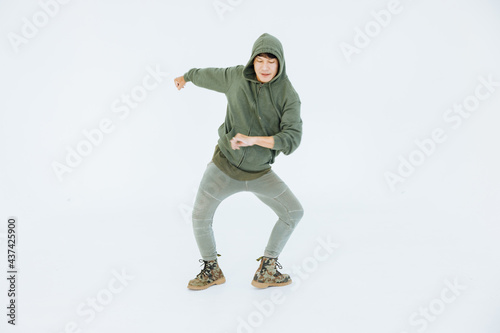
[272,98,302,155]
[184,66,239,94]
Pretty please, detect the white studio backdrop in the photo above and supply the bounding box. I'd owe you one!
[0,0,499,332]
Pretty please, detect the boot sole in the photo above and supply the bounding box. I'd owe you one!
[187,276,226,290]
[251,279,292,289]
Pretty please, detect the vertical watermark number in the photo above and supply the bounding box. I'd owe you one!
[6,217,18,325]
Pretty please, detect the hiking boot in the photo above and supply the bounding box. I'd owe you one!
[187,257,226,290]
[251,256,292,288]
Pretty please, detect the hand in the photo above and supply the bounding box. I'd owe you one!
[230,133,254,150]
[174,76,186,90]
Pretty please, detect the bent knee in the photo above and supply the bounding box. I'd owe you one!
[287,208,304,229]
[192,217,213,229]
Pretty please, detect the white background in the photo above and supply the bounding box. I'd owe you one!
[1,0,499,332]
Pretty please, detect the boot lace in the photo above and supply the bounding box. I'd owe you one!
[256,256,283,270]
[196,254,221,278]
[197,259,211,278]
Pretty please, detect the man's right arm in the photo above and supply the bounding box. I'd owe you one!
[182,67,239,93]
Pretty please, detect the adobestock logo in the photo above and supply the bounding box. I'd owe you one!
[340,0,404,64]
[236,235,340,333]
[385,74,499,192]
[7,0,73,53]
[179,166,233,226]
[51,65,170,182]
[178,186,198,226]
[400,277,467,333]
[213,0,245,21]
[55,268,134,333]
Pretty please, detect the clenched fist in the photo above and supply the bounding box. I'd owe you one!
[174,76,186,90]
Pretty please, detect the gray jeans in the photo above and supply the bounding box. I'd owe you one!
[192,161,304,261]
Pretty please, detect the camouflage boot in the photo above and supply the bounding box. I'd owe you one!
[251,256,292,288]
[187,256,226,290]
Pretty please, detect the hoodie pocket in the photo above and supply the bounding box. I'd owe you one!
[239,145,272,171]
[218,124,244,167]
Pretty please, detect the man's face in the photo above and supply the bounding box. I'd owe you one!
[253,56,279,83]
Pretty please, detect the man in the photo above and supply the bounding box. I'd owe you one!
[174,33,304,290]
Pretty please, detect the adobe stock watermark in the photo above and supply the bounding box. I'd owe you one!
[340,0,405,63]
[55,268,134,333]
[179,182,229,226]
[385,74,499,191]
[184,161,232,226]
[7,0,73,53]
[236,235,340,333]
[51,65,170,182]
[213,0,244,21]
[399,277,467,333]
[178,186,198,226]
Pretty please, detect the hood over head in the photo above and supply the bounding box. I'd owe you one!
[243,33,286,83]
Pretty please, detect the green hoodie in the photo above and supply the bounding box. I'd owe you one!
[183,33,302,179]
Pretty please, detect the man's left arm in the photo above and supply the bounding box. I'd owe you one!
[230,134,273,150]
[270,98,302,155]
[251,136,275,149]
[231,98,302,154]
